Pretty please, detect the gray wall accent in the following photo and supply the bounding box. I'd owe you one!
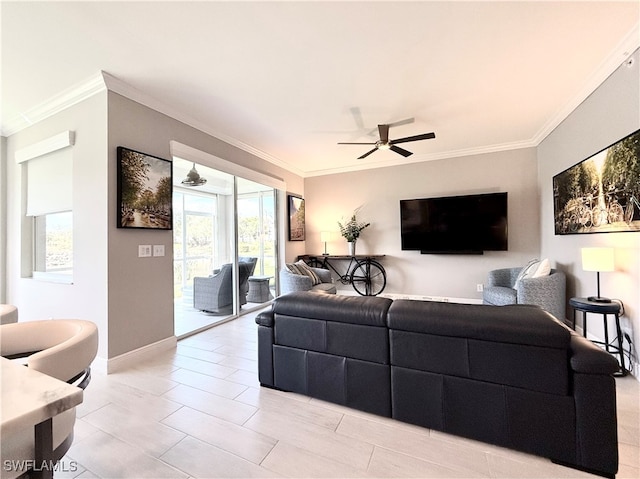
[538,49,640,358]
[304,148,540,301]
[107,92,303,357]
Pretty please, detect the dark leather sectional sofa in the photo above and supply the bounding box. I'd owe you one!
[256,292,620,478]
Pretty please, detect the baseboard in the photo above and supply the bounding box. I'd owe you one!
[92,336,178,375]
[378,292,483,304]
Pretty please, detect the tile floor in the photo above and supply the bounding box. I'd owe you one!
[63,309,639,478]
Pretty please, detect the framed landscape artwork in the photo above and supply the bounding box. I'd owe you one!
[553,129,640,235]
[117,147,173,230]
[287,194,305,241]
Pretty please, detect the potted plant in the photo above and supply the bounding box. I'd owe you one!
[338,209,370,255]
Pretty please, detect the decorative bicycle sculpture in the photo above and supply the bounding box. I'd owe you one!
[301,254,387,296]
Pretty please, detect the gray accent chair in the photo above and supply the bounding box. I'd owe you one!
[482,267,567,321]
[193,261,257,313]
[239,257,258,301]
[280,266,337,295]
[194,264,234,313]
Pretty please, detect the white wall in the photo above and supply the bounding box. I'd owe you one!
[304,148,540,302]
[4,93,110,361]
[1,136,7,303]
[3,87,305,367]
[539,49,640,372]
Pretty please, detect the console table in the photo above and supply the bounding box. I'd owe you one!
[300,254,387,296]
[1,357,83,478]
[569,297,627,376]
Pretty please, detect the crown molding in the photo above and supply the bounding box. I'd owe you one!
[531,24,640,146]
[101,72,306,178]
[304,138,537,177]
[2,70,305,178]
[4,22,638,178]
[1,73,106,137]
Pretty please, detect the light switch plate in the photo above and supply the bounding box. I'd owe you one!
[153,245,165,257]
[138,245,152,257]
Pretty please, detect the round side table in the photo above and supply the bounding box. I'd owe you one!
[569,297,627,376]
[247,276,273,303]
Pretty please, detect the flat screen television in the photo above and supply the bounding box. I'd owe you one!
[400,192,508,254]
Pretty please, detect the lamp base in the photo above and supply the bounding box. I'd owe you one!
[587,296,612,303]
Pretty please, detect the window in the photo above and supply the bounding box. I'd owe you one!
[33,211,73,280]
[238,189,275,278]
[15,131,74,283]
[173,190,217,298]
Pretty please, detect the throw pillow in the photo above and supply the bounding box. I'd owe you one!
[514,258,551,290]
[531,258,551,278]
[516,258,540,284]
[294,260,321,285]
[285,261,321,285]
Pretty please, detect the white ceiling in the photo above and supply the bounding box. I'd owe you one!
[2,1,639,177]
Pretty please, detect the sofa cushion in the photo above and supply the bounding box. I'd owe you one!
[482,285,517,306]
[273,291,391,327]
[388,300,571,395]
[388,300,570,348]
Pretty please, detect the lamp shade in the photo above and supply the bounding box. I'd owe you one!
[320,231,331,243]
[581,247,614,272]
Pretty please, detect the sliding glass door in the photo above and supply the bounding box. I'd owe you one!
[237,178,277,287]
[173,159,278,337]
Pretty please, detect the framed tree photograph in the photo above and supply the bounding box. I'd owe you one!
[117,146,173,229]
[287,194,305,241]
[553,128,640,235]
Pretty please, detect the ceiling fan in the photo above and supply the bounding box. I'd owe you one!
[338,123,435,159]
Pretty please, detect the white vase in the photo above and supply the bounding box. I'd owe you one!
[348,241,356,256]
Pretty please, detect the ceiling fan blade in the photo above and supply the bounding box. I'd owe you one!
[358,148,379,159]
[390,145,413,157]
[350,107,365,129]
[338,142,376,145]
[388,117,415,128]
[390,132,436,145]
[378,124,389,143]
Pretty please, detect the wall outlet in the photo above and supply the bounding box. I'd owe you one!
[476,283,484,292]
[153,245,165,257]
[138,245,152,257]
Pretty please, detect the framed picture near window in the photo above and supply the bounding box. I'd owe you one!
[553,129,640,235]
[117,146,173,230]
[287,194,305,241]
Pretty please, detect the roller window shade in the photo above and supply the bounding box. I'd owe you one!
[26,148,73,216]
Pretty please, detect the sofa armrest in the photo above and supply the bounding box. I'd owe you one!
[256,310,274,327]
[569,332,620,375]
[517,270,566,320]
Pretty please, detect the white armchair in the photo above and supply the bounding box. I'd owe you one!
[0,319,98,478]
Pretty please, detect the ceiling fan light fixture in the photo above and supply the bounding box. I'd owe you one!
[339,120,435,159]
[181,163,207,187]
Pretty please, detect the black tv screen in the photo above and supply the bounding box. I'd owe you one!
[400,192,508,254]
